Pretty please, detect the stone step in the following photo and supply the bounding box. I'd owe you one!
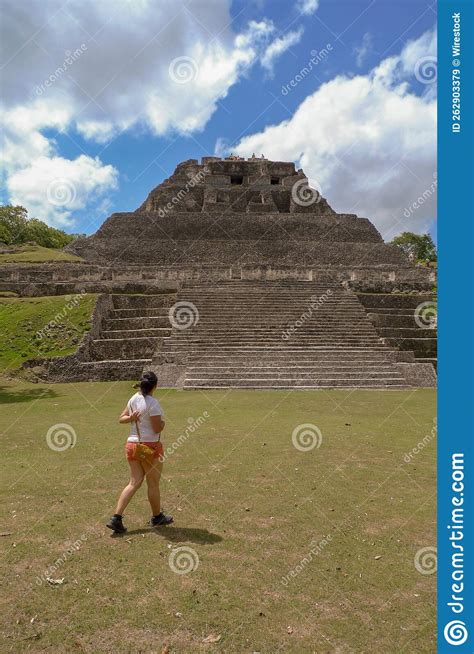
[168,330,380,337]
[382,337,437,355]
[170,326,376,333]
[80,358,152,365]
[167,354,397,361]
[368,313,421,327]
[191,304,364,310]
[183,379,408,388]
[192,310,365,316]
[161,347,391,355]
[168,331,379,338]
[164,359,398,368]
[112,294,177,309]
[418,357,437,370]
[364,308,418,315]
[170,332,378,339]
[187,364,399,371]
[191,314,370,321]
[377,327,437,338]
[193,306,363,311]
[183,287,344,292]
[184,292,353,297]
[104,317,172,330]
[163,338,384,349]
[185,370,405,380]
[188,314,371,320]
[357,294,435,309]
[102,328,171,339]
[184,295,361,304]
[185,289,346,293]
[190,294,356,298]
[110,308,172,318]
[183,282,342,287]
[162,355,396,365]
[168,358,401,367]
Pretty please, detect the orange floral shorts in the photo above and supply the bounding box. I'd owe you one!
[125,441,164,462]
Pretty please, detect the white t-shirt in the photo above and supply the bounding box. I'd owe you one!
[126,392,164,443]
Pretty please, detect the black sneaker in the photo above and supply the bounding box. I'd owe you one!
[106,515,127,533]
[150,512,173,526]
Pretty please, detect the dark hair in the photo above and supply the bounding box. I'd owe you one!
[134,371,158,396]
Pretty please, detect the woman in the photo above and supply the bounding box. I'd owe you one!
[106,372,173,534]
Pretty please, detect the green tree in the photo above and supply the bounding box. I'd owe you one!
[0,205,28,244]
[390,232,437,264]
[0,205,75,248]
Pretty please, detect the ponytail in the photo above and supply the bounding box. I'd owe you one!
[133,371,158,396]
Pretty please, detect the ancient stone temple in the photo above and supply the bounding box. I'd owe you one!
[3,157,437,388]
[68,157,411,267]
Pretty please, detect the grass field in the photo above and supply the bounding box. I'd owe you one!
[0,381,436,653]
[0,295,96,372]
[0,245,83,264]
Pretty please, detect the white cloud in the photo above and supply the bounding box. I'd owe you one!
[261,27,304,76]
[296,0,319,16]
[372,28,437,101]
[233,29,437,237]
[7,154,118,227]
[354,32,373,68]
[0,2,284,225]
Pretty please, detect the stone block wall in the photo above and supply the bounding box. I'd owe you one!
[0,262,435,296]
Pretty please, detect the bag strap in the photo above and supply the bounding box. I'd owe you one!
[131,395,143,442]
[135,416,141,442]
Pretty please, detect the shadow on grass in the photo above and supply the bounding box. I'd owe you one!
[116,526,222,544]
[0,385,61,404]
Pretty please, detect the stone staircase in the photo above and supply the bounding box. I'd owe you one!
[156,281,417,389]
[357,293,437,369]
[71,292,176,380]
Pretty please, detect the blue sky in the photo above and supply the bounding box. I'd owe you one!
[1,0,437,240]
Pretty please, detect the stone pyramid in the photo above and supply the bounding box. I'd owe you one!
[68,156,408,268]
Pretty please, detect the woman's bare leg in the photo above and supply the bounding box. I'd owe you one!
[142,459,163,515]
[114,460,145,515]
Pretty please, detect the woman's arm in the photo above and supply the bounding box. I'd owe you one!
[119,407,141,424]
[150,414,165,434]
